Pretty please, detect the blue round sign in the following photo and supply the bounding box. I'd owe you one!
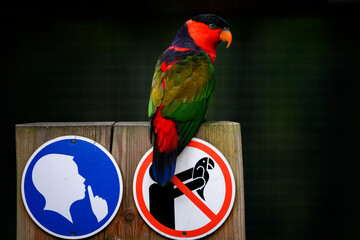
[21,136,123,239]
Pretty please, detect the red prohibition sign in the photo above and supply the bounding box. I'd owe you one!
[133,138,236,239]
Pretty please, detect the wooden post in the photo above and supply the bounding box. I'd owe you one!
[16,121,245,240]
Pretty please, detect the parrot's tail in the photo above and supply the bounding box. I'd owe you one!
[151,140,177,186]
[150,108,179,186]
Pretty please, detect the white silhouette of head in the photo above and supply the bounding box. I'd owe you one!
[32,154,86,223]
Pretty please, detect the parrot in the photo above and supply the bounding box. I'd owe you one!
[148,14,232,186]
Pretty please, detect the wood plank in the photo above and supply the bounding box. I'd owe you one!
[196,121,245,240]
[107,122,155,240]
[108,121,245,240]
[16,122,115,240]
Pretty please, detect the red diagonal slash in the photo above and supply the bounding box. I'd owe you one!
[172,175,217,221]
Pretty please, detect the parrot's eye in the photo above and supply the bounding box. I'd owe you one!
[208,23,215,29]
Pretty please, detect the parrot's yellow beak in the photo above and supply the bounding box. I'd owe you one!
[219,28,232,48]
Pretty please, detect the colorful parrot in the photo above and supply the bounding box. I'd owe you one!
[148,14,232,186]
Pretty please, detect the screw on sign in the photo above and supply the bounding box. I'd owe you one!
[133,138,236,240]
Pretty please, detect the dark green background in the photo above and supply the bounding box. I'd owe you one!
[2,2,359,239]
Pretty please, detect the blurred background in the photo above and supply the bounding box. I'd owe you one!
[1,1,360,239]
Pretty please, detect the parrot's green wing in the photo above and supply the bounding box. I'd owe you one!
[148,51,215,152]
[148,60,164,117]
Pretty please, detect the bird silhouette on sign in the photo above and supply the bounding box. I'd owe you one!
[192,157,215,201]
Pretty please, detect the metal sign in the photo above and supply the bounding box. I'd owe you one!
[21,136,123,239]
[133,138,235,239]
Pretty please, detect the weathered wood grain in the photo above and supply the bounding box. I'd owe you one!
[107,122,154,240]
[196,121,245,240]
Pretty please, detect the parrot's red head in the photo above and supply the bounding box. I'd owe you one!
[168,14,232,64]
[187,14,232,62]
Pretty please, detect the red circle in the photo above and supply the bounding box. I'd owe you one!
[135,139,234,238]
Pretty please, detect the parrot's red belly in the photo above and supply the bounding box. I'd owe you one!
[153,107,178,153]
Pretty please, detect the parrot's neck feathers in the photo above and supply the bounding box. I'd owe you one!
[169,23,217,64]
[170,25,200,50]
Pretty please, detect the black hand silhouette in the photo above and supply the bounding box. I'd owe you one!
[148,157,215,228]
